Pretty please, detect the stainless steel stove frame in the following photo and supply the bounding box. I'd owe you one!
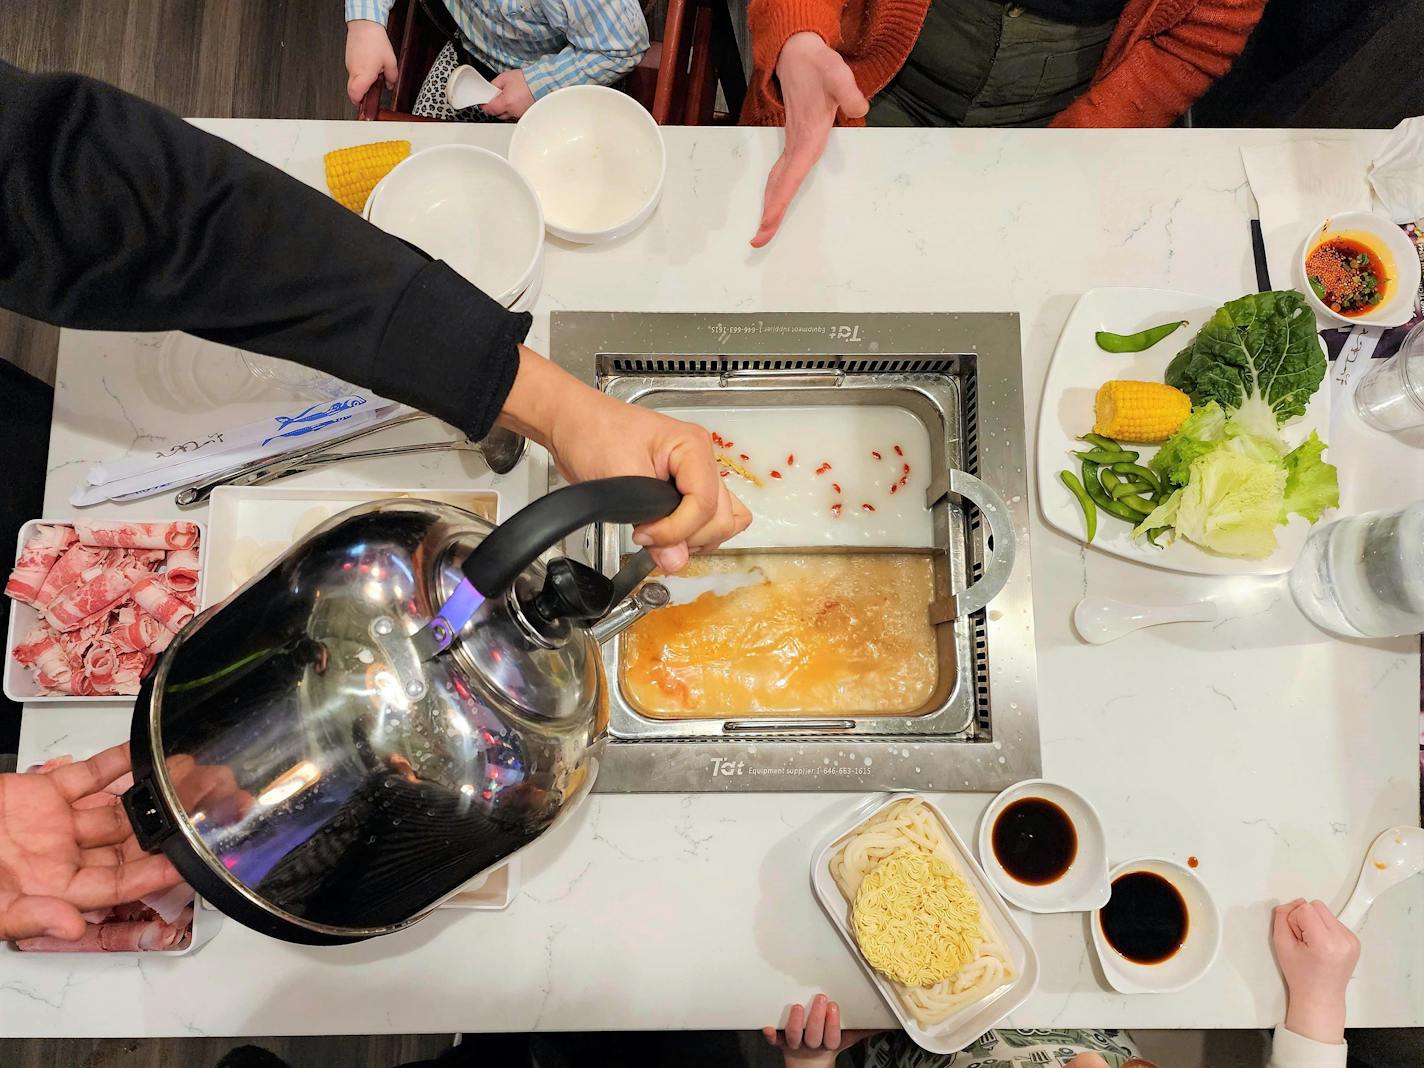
[550,313,1040,792]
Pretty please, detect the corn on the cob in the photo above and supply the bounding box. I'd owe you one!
[324,140,411,213]
[1092,380,1191,443]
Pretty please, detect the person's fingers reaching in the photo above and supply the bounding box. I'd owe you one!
[0,895,86,943]
[49,743,131,804]
[751,33,868,248]
[72,798,132,849]
[66,852,181,912]
[801,992,828,1048]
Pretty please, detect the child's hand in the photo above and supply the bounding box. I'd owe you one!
[345,20,398,106]
[1272,898,1360,1044]
[482,70,535,120]
[762,993,876,1068]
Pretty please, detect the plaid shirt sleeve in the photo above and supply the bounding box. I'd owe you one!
[521,0,650,98]
[344,0,396,24]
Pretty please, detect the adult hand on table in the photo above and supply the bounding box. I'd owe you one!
[0,743,181,942]
[496,347,751,572]
[763,993,879,1068]
[751,32,869,249]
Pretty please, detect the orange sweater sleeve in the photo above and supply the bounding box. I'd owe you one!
[1051,0,1265,128]
[743,0,847,125]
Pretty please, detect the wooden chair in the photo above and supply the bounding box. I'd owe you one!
[357,0,746,125]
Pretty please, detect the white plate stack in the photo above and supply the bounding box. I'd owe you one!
[364,144,545,313]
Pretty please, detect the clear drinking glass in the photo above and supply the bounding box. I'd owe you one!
[1354,322,1424,433]
[1289,501,1424,638]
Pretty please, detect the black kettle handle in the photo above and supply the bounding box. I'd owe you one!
[462,476,681,597]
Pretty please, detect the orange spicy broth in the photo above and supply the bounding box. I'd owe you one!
[619,553,939,719]
[1305,234,1391,317]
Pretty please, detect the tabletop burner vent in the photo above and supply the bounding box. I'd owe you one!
[606,355,962,375]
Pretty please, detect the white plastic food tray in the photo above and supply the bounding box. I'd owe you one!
[201,486,499,609]
[5,518,206,704]
[812,794,1039,1054]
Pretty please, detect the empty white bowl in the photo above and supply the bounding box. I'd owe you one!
[508,85,665,243]
[977,778,1110,913]
[1298,211,1421,328]
[1091,857,1222,994]
[365,144,544,305]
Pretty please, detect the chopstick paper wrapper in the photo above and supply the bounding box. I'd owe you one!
[72,396,405,505]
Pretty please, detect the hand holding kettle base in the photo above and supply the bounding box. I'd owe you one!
[123,477,680,944]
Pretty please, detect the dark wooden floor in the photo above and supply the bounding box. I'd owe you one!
[0,1035,451,1068]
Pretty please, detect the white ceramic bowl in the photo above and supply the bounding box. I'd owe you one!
[1090,857,1222,994]
[977,778,1111,913]
[508,85,666,243]
[1298,210,1421,328]
[365,145,544,305]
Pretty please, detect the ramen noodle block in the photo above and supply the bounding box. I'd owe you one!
[832,798,1016,1027]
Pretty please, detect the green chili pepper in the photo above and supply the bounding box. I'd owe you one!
[1059,470,1096,542]
[1081,460,1147,524]
[1073,448,1138,465]
[1108,462,1161,496]
[1094,319,1188,353]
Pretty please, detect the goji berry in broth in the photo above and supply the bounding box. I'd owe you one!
[815,462,832,476]
[770,470,782,479]
[830,503,843,517]
[832,483,842,494]
[871,451,882,460]
[893,445,903,457]
[862,503,876,512]
[786,454,795,466]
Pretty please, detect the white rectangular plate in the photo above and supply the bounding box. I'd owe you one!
[5,518,206,704]
[441,858,520,910]
[811,794,1039,1054]
[201,486,498,609]
[1036,287,1331,576]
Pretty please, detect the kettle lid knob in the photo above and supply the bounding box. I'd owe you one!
[527,558,615,631]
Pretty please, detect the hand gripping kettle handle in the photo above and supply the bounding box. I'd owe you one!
[462,476,682,597]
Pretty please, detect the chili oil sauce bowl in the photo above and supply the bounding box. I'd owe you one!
[1090,857,1222,994]
[1299,211,1420,328]
[977,778,1110,913]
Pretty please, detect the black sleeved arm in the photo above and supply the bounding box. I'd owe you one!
[0,62,529,440]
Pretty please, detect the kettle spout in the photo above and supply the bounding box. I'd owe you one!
[589,582,670,644]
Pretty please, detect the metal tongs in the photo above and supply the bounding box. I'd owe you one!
[173,416,526,507]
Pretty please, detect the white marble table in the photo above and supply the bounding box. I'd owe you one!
[3,121,1420,1038]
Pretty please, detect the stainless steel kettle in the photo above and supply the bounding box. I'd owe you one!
[123,477,680,944]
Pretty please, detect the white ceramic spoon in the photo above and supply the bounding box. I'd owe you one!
[1073,595,1219,644]
[1337,825,1424,931]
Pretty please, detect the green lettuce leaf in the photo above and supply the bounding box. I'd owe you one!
[1133,489,1182,539]
[1164,291,1326,425]
[1150,402,1226,488]
[1280,431,1339,523]
[1170,449,1287,559]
